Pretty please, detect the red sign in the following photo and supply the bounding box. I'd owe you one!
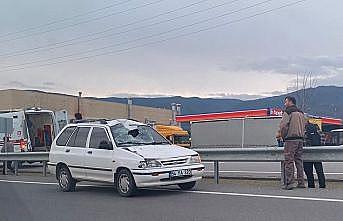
[268,108,283,116]
[176,109,269,122]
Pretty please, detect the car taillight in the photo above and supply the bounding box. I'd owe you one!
[20,139,27,151]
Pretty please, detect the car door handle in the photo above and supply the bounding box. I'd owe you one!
[65,149,70,153]
[87,150,92,154]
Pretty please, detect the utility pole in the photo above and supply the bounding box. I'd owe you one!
[171,103,177,126]
[176,104,182,127]
[74,91,83,120]
[127,97,132,119]
[171,103,182,127]
[77,91,82,113]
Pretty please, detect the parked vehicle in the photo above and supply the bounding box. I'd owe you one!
[0,108,68,152]
[48,119,204,197]
[155,125,190,147]
[191,117,282,148]
[330,129,343,146]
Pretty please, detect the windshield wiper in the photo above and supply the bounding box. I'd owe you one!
[141,141,170,145]
[116,141,146,146]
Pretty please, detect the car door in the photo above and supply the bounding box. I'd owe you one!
[65,126,91,179]
[54,110,68,133]
[53,126,76,167]
[84,126,114,182]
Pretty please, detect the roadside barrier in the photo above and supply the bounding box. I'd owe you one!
[1,146,343,181]
[194,146,343,184]
[0,152,49,176]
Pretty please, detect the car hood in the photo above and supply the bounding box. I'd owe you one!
[124,144,197,159]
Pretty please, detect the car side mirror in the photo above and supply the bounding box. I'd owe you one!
[99,141,113,150]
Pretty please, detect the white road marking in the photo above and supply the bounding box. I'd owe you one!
[0,179,106,187]
[0,179,56,185]
[206,170,280,174]
[205,170,343,175]
[1,178,343,203]
[161,189,343,203]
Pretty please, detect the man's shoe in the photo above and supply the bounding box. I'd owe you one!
[282,185,293,190]
[296,184,306,188]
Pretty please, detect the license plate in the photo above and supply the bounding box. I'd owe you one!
[169,169,192,178]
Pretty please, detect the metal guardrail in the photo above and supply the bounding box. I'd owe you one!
[194,146,343,184]
[1,146,343,182]
[0,152,49,176]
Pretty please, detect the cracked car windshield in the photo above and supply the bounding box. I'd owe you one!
[110,124,169,147]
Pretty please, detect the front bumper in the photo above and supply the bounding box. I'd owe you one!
[131,164,204,188]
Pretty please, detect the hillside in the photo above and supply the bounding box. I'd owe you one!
[99,86,343,120]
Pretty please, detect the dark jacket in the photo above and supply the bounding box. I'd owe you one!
[305,123,321,146]
[1,141,14,153]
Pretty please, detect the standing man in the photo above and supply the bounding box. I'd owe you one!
[279,96,306,190]
[1,136,15,174]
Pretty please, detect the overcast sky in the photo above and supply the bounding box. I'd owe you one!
[0,0,342,99]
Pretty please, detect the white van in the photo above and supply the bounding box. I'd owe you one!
[331,129,343,146]
[48,119,204,197]
[0,108,68,152]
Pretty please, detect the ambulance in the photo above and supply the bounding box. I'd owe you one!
[0,108,68,152]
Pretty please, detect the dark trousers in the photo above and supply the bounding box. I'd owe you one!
[303,162,326,188]
[2,161,13,174]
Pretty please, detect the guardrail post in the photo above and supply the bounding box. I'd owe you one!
[43,161,47,176]
[3,161,8,175]
[214,160,219,184]
[14,161,19,176]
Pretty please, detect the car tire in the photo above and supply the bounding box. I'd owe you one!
[178,181,196,190]
[57,166,76,192]
[116,169,137,197]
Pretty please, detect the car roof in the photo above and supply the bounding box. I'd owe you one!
[68,119,145,127]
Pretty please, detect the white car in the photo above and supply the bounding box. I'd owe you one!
[48,119,204,197]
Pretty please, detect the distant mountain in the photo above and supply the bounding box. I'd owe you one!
[99,86,343,120]
[100,96,245,115]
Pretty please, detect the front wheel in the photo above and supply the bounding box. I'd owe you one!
[116,169,137,197]
[178,181,196,190]
[57,166,76,192]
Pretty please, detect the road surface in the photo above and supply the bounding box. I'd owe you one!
[1,174,343,221]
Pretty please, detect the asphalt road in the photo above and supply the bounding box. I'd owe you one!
[2,174,343,221]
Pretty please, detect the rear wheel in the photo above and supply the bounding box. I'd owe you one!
[178,181,196,190]
[116,169,137,197]
[57,166,76,192]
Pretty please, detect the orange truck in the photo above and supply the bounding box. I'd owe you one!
[155,125,190,147]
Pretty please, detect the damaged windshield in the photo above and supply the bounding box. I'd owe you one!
[110,124,170,147]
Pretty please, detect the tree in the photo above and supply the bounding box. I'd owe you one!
[294,72,317,112]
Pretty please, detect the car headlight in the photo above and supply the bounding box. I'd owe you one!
[190,155,201,164]
[138,159,162,169]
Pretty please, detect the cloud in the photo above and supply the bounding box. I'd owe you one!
[207,93,265,100]
[223,55,343,77]
[43,81,56,86]
[107,93,172,98]
[2,80,56,90]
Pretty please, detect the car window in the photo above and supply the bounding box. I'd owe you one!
[89,127,112,150]
[56,126,76,146]
[67,127,90,148]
